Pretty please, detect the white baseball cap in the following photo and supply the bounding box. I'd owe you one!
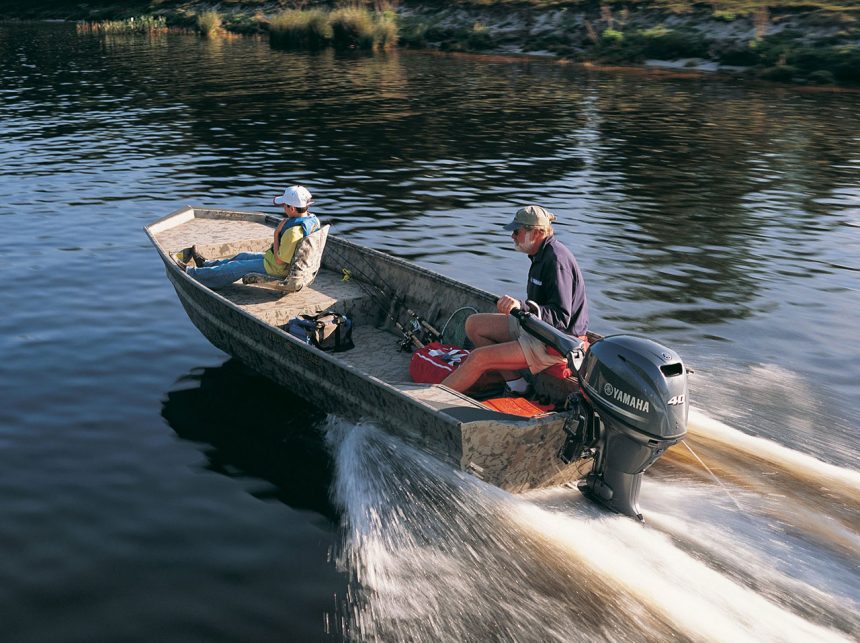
[273,185,313,208]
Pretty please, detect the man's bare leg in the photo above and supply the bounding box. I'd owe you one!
[463,313,523,381]
[465,313,511,347]
[441,340,528,393]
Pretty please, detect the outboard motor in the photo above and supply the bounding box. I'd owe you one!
[570,336,688,520]
[513,311,689,521]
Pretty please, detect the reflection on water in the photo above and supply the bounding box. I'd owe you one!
[1,20,858,642]
[161,359,336,520]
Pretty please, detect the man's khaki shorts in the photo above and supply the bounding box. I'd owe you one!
[507,314,566,374]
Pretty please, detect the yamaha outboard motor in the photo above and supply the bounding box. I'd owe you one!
[571,336,688,520]
[513,311,689,521]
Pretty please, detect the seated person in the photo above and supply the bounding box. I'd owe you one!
[175,185,320,289]
[441,205,589,394]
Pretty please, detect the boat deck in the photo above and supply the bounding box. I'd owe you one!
[222,272,486,409]
[217,269,373,328]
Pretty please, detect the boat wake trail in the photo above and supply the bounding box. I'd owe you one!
[325,417,857,642]
[660,410,860,561]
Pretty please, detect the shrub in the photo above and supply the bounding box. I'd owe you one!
[713,9,737,21]
[717,44,761,66]
[592,25,711,64]
[593,28,639,63]
[751,38,792,67]
[197,11,222,38]
[269,9,332,49]
[602,28,625,43]
[330,7,376,49]
[832,48,860,83]
[788,45,860,83]
[374,12,398,49]
[807,69,836,84]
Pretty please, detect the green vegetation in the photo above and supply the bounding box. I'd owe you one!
[371,10,399,49]
[269,7,397,50]
[590,25,711,62]
[330,7,379,49]
[398,17,498,51]
[715,34,860,83]
[602,28,625,43]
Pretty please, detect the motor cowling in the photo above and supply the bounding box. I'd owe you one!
[569,335,689,520]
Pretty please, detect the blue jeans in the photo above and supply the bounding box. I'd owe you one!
[185,252,267,289]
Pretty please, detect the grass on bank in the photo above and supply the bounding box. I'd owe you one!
[76,15,167,34]
[76,11,222,37]
[269,7,397,50]
[196,11,222,38]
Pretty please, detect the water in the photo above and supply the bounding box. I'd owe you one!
[331,421,859,641]
[1,21,858,641]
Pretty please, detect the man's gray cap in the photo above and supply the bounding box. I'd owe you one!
[503,205,557,231]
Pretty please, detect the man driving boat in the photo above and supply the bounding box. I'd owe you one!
[441,205,589,394]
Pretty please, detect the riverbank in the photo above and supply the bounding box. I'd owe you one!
[2,1,859,86]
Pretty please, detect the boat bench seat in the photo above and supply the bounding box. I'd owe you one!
[219,267,378,329]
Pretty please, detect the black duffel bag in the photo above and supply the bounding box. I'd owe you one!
[285,311,354,352]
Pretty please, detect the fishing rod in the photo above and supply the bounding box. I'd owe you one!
[341,268,424,351]
[410,312,441,341]
[349,248,442,342]
[329,241,442,344]
[326,245,426,351]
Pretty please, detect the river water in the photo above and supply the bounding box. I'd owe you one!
[1,21,858,641]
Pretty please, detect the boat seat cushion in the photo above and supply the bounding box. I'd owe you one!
[481,396,555,417]
[241,225,330,294]
[284,224,329,292]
